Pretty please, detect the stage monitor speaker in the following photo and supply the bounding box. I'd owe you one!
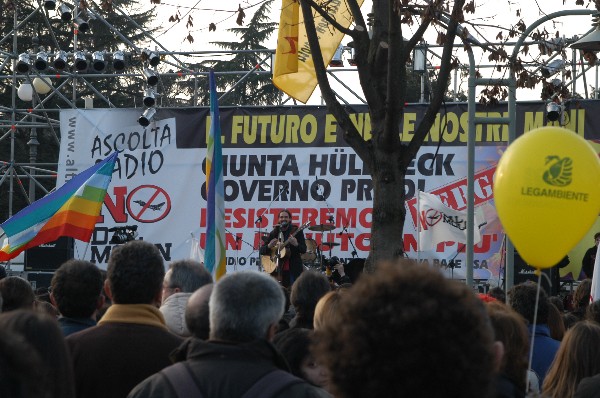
[25,237,74,272]
[27,272,55,290]
[513,251,558,296]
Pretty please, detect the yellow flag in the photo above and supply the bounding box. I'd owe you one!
[273,0,364,103]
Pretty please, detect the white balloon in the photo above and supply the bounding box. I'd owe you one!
[17,83,33,101]
[32,77,52,94]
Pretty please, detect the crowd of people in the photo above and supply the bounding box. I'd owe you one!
[0,231,599,397]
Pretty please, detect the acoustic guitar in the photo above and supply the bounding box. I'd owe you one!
[261,221,311,274]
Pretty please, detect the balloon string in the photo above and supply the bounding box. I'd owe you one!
[526,272,543,394]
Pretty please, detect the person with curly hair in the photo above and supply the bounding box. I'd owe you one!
[542,321,600,398]
[313,261,499,398]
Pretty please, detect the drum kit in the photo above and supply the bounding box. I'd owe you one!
[301,223,340,271]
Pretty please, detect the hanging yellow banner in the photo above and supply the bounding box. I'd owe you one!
[273,0,364,103]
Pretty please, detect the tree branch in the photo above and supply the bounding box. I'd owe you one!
[299,0,372,165]
[403,0,465,169]
[302,0,354,36]
[382,0,404,151]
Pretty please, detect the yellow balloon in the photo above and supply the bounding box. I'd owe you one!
[494,126,600,269]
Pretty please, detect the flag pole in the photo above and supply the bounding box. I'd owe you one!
[416,190,421,263]
[590,243,600,303]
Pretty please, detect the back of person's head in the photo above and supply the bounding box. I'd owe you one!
[488,286,506,303]
[273,328,312,378]
[0,265,6,280]
[0,277,35,312]
[165,260,212,293]
[290,270,330,319]
[542,321,600,398]
[51,260,103,318]
[313,289,345,331]
[106,240,164,304]
[185,283,214,340]
[486,301,529,392]
[272,328,328,388]
[0,328,45,398]
[209,271,284,342]
[563,312,580,330]
[0,310,75,398]
[547,302,566,341]
[586,300,600,324]
[573,279,592,311]
[549,296,564,312]
[508,282,549,324]
[314,261,497,398]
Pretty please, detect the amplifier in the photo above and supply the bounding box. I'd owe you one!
[24,237,74,272]
[513,251,557,296]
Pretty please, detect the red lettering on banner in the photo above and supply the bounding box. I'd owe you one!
[337,208,357,228]
[406,166,496,227]
[101,186,128,223]
[201,207,373,230]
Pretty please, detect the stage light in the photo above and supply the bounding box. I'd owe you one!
[143,68,158,86]
[53,50,68,70]
[17,83,33,101]
[329,45,344,67]
[74,17,89,33]
[541,59,565,78]
[143,48,160,67]
[546,102,562,122]
[113,50,125,71]
[109,225,138,244]
[58,3,72,22]
[413,44,427,73]
[571,14,600,51]
[34,51,48,70]
[16,53,31,73]
[143,89,155,107]
[92,51,106,71]
[44,0,56,9]
[138,108,156,127]
[74,51,87,71]
[32,77,52,94]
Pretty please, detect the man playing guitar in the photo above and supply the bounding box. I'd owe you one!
[259,209,307,288]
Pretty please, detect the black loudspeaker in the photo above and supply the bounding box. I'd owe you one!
[513,251,558,296]
[24,237,74,272]
[27,272,55,290]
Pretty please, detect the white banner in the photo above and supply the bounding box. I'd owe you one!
[57,107,506,280]
[418,191,485,251]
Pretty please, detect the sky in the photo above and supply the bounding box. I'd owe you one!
[143,0,600,104]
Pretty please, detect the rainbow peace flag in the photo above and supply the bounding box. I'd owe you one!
[0,152,118,261]
[205,70,226,280]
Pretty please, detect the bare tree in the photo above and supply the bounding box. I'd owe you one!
[300,0,468,271]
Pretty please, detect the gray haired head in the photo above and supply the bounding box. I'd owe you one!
[209,271,284,342]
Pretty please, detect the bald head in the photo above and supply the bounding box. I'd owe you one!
[185,283,214,340]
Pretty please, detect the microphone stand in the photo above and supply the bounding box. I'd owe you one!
[338,223,358,259]
[225,227,264,270]
[447,243,466,280]
[255,183,288,271]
